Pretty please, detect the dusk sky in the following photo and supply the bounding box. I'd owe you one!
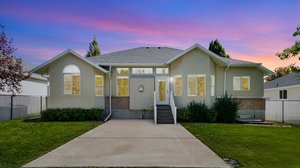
[1,0,300,70]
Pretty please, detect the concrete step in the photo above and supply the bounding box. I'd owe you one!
[157,120,174,124]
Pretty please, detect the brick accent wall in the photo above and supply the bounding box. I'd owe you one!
[237,98,265,110]
[105,96,129,109]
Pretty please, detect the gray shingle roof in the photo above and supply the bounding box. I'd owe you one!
[87,47,183,65]
[264,72,300,89]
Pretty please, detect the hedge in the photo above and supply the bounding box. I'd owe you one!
[41,108,103,121]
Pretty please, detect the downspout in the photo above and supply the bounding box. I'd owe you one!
[104,65,112,122]
[223,64,231,95]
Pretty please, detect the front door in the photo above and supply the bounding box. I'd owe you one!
[155,76,169,104]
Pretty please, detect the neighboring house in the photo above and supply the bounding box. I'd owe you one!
[0,61,48,96]
[264,72,300,100]
[32,43,272,122]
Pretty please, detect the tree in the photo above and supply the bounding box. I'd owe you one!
[209,39,230,58]
[85,36,101,57]
[277,26,300,60]
[265,64,300,81]
[0,25,26,94]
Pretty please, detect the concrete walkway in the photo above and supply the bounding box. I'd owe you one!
[23,120,229,168]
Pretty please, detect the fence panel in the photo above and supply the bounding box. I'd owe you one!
[0,95,47,121]
[265,100,283,122]
[266,100,300,124]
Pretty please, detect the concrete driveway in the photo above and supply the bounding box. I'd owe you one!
[23,120,229,168]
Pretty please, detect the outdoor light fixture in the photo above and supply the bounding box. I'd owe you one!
[138,85,144,92]
[170,77,173,82]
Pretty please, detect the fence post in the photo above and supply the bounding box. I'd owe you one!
[282,101,284,123]
[10,95,13,120]
[40,96,42,112]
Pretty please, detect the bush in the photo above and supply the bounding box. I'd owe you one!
[41,108,103,121]
[207,109,217,123]
[187,100,209,122]
[214,92,240,123]
[177,108,190,122]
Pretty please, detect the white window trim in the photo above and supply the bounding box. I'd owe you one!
[174,75,182,96]
[95,75,104,96]
[116,76,129,96]
[211,75,215,97]
[187,74,206,97]
[233,76,250,91]
[63,73,81,96]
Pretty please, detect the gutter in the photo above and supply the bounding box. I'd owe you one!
[223,64,231,95]
[104,65,112,122]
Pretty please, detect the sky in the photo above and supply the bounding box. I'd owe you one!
[0,0,300,70]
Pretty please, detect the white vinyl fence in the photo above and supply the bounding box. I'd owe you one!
[0,95,47,121]
[266,100,300,124]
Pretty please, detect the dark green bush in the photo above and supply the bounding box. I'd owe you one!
[187,100,209,122]
[177,108,190,122]
[207,109,217,123]
[214,92,240,123]
[41,108,103,121]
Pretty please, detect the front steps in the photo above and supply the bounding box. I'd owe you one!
[156,105,174,124]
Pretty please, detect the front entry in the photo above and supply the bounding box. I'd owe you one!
[155,76,169,104]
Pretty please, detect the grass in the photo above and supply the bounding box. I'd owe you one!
[183,123,300,168]
[0,118,101,168]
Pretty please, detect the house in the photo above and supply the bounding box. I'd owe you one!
[264,72,300,100]
[0,61,48,96]
[32,43,272,123]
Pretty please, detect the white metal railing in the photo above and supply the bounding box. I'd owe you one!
[170,91,177,124]
[153,91,157,124]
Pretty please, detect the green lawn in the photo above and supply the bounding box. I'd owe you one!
[183,123,300,168]
[0,118,101,168]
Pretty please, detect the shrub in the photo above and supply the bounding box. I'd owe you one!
[214,92,240,123]
[187,100,209,122]
[177,108,190,122]
[41,108,103,121]
[207,109,217,123]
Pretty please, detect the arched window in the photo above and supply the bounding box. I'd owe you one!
[63,65,80,95]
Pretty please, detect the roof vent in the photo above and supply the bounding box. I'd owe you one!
[158,47,161,49]
[146,47,149,49]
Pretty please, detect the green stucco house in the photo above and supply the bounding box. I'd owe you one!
[32,43,272,123]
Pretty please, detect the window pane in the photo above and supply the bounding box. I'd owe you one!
[117,77,129,96]
[174,76,182,96]
[241,77,249,90]
[233,77,241,90]
[64,74,71,94]
[188,76,197,96]
[197,76,205,96]
[156,68,169,74]
[95,76,103,96]
[95,76,103,86]
[283,90,287,99]
[117,68,129,74]
[132,68,153,74]
[96,86,103,96]
[158,80,166,101]
[72,76,80,95]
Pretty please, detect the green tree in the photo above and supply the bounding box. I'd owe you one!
[86,37,101,57]
[265,64,300,81]
[209,39,230,58]
[277,26,300,60]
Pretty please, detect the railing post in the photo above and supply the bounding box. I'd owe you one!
[174,107,177,125]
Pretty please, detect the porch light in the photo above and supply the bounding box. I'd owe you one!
[170,77,173,82]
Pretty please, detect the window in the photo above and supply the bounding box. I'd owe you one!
[132,68,153,74]
[117,68,129,74]
[95,75,104,96]
[63,65,80,95]
[211,75,215,96]
[279,90,287,99]
[174,75,182,96]
[233,76,250,91]
[156,68,169,74]
[188,75,206,96]
[117,76,129,96]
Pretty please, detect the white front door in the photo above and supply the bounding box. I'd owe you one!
[155,76,169,104]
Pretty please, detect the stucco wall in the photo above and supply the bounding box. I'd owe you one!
[48,53,106,109]
[129,77,154,110]
[226,67,264,97]
[264,86,300,100]
[169,48,215,108]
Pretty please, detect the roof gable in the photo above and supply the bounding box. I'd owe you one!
[31,49,109,74]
